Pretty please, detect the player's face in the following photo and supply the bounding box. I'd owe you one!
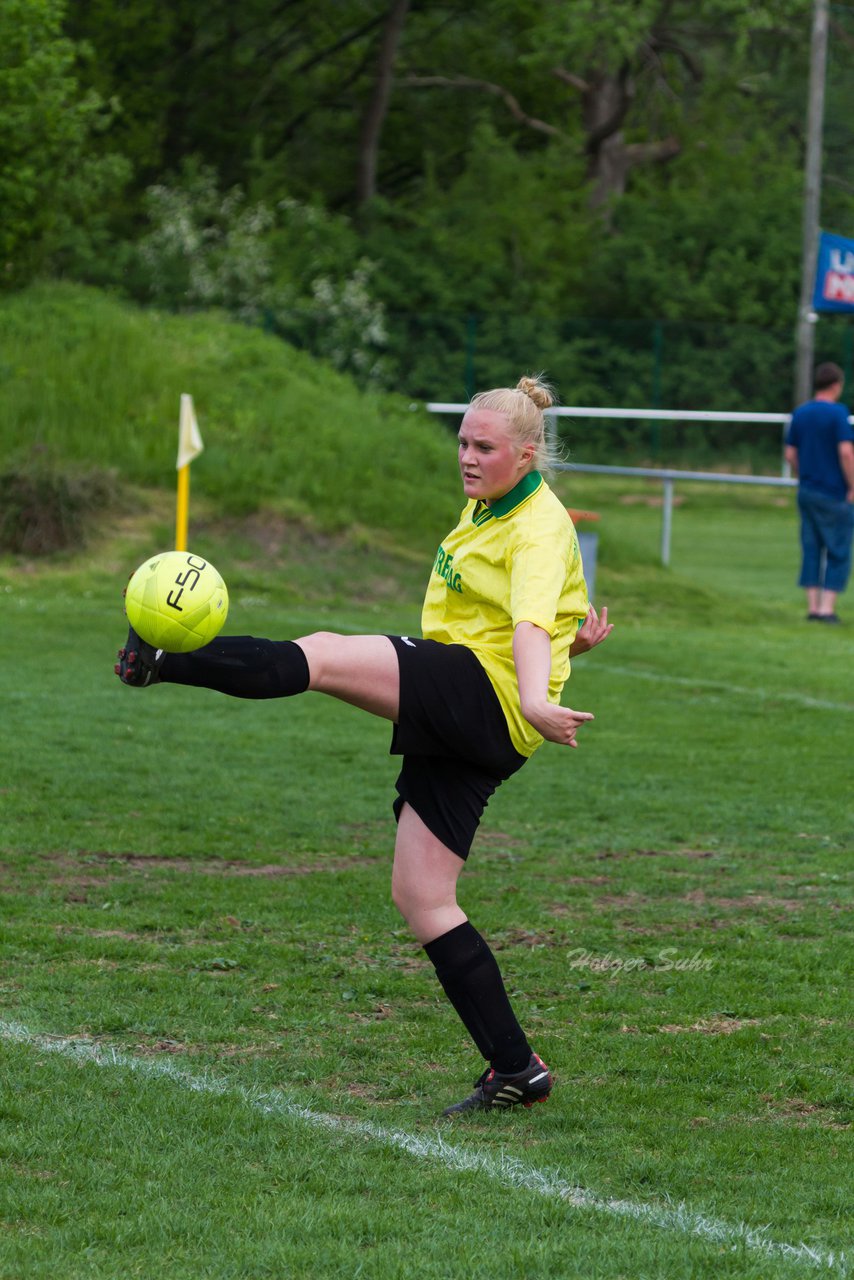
[458,409,535,503]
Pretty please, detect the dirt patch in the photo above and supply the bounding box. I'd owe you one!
[386,950,427,973]
[470,830,527,862]
[345,1081,381,1099]
[558,875,613,889]
[215,1042,281,1059]
[596,888,810,915]
[54,926,243,949]
[596,891,652,909]
[133,1039,189,1055]
[70,928,149,942]
[346,1003,395,1023]
[473,829,525,848]
[131,1037,280,1060]
[659,1017,761,1035]
[759,1095,851,1131]
[60,852,382,877]
[617,918,734,935]
[680,889,804,912]
[595,848,716,861]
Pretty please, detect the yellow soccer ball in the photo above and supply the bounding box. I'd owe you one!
[124,551,228,653]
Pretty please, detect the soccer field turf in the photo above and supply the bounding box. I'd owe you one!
[0,489,851,1278]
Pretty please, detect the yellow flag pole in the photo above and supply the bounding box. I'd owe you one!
[175,464,190,551]
[175,393,204,552]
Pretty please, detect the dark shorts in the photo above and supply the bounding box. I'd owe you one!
[797,487,854,592]
[387,635,527,861]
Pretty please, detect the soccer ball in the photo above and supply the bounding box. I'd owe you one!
[124,551,229,653]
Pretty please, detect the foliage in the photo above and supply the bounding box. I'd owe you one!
[6,0,852,429]
[0,0,128,287]
[0,450,119,554]
[135,163,276,319]
[130,165,388,383]
[267,199,388,383]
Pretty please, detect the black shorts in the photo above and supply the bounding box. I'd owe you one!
[388,635,527,860]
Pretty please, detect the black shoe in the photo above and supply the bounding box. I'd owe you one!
[115,626,164,687]
[442,1052,553,1116]
[817,613,842,624]
[807,612,821,621]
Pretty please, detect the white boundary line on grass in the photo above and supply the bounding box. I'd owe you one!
[2,1021,847,1275]
[601,665,854,714]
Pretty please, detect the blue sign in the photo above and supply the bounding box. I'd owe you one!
[813,230,854,313]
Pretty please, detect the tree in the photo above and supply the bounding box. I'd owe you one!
[356,0,411,209]
[399,0,813,214]
[0,0,126,285]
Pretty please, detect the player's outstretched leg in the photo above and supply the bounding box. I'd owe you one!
[391,803,553,1116]
[115,629,400,719]
[115,630,309,696]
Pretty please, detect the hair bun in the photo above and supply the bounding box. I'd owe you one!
[516,375,555,411]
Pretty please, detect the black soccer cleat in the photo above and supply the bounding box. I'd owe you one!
[114,626,164,687]
[442,1052,553,1116]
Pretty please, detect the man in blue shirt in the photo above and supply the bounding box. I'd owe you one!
[785,362,854,623]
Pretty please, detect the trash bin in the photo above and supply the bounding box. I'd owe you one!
[567,508,600,604]
[577,531,598,603]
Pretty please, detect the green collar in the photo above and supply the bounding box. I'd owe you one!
[476,470,543,521]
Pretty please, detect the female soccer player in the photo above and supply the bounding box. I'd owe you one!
[115,375,612,1115]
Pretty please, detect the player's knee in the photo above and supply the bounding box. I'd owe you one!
[294,631,339,686]
[392,872,453,931]
[391,871,430,926]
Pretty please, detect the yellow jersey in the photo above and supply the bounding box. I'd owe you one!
[421,471,589,756]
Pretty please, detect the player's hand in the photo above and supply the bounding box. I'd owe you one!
[569,604,613,656]
[523,702,594,748]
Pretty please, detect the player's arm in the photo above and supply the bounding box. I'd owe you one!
[838,440,854,501]
[784,444,799,476]
[513,620,594,748]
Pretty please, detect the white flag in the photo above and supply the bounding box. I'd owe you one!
[176,393,204,469]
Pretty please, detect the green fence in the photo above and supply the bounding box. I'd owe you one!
[374,311,854,468]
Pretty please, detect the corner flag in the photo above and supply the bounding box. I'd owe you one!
[175,394,204,551]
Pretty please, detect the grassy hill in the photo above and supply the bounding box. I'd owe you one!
[0,282,460,553]
[0,281,806,636]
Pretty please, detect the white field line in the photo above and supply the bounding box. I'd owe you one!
[1,1021,847,1275]
[600,664,854,714]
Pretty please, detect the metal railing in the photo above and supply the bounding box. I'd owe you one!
[426,403,802,566]
[427,402,795,427]
[555,462,796,566]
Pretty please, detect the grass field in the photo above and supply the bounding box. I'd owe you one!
[1,476,852,1279]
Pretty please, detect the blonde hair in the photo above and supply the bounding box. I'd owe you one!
[468,374,562,473]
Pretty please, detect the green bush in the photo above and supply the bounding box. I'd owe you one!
[0,451,120,554]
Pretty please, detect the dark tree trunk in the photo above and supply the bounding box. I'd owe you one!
[356,0,410,208]
[554,64,680,214]
[588,72,678,209]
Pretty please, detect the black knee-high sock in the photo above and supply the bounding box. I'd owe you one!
[160,637,310,699]
[423,921,532,1074]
